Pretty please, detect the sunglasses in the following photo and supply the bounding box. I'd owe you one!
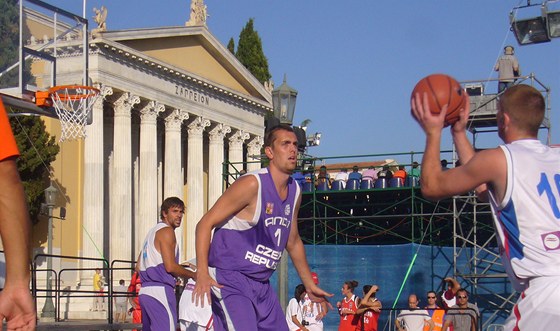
[427,296,436,299]
[457,295,468,299]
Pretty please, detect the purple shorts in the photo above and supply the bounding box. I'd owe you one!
[211,269,288,331]
[138,285,177,331]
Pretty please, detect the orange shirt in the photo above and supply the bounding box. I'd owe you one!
[0,98,19,161]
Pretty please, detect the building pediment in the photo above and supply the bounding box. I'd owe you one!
[97,26,271,105]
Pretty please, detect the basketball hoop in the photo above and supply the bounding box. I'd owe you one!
[45,85,100,142]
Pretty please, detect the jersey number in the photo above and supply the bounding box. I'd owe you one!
[274,228,282,246]
[537,173,560,219]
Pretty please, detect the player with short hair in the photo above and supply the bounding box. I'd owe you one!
[137,197,195,331]
[411,84,560,329]
[193,124,332,330]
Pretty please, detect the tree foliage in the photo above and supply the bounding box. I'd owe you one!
[9,117,60,223]
[235,18,271,84]
[227,37,235,54]
[0,0,20,88]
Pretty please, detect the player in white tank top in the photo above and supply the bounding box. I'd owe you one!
[411,84,560,330]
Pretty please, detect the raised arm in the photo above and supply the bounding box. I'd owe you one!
[411,92,506,202]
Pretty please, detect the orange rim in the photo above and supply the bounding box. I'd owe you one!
[48,85,100,101]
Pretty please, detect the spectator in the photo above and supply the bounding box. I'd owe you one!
[440,160,449,171]
[286,284,307,331]
[128,271,142,330]
[377,166,393,181]
[304,166,315,185]
[91,268,104,311]
[114,279,128,323]
[337,280,360,331]
[299,272,328,331]
[393,165,407,185]
[292,169,306,187]
[361,166,378,183]
[355,284,381,331]
[439,277,460,310]
[442,289,479,331]
[494,45,520,93]
[424,291,444,331]
[395,294,434,331]
[317,165,330,189]
[410,162,421,178]
[334,168,349,189]
[348,166,362,181]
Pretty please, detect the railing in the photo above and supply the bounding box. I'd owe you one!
[32,253,137,327]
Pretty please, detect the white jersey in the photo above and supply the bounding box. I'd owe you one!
[489,140,560,291]
[139,222,178,288]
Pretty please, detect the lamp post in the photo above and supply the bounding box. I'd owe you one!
[41,181,57,318]
[271,74,298,126]
[271,75,297,311]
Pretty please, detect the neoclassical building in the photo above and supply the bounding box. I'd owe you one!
[25,4,272,282]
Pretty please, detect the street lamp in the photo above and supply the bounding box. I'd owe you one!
[41,181,57,318]
[271,74,298,126]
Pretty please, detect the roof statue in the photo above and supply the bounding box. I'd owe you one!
[92,6,108,38]
[185,0,208,27]
[264,79,274,94]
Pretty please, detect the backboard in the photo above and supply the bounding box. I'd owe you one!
[0,0,89,118]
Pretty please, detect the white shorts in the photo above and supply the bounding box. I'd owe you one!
[504,276,560,330]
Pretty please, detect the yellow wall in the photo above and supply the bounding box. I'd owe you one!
[121,37,250,95]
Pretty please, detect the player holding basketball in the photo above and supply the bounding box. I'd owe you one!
[0,98,36,330]
[411,84,560,329]
[193,124,332,330]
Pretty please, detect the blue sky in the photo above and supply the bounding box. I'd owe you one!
[48,0,560,161]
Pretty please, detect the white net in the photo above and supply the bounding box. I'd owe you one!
[50,86,100,142]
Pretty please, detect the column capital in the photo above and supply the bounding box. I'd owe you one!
[247,135,264,150]
[229,129,250,147]
[140,101,165,123]
[93,83,114,99]
[208,123,231,142]
[165,109,189,132]
[187,116,211,136]
[113,92,140,117]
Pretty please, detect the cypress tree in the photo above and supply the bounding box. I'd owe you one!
[235,18,271,84]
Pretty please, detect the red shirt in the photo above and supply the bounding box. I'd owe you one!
[339,295,359,331]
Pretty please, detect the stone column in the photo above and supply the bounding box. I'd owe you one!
[164,109,189,257]
[82,85,112,276]
[136,101,165,254]
[110,92,139,270]
[246,136,264,172]
[228,130,249,183]
[185,116,210,260]
[208,124,231,208]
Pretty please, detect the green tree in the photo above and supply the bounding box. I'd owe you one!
[0,0,20,88]
[9,116,60,223]
[227,37,235,54]
[235,18,271,84]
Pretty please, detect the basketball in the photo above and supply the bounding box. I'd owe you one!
[411,74,467,127]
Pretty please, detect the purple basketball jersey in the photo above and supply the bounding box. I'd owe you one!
[208,167,300,281]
